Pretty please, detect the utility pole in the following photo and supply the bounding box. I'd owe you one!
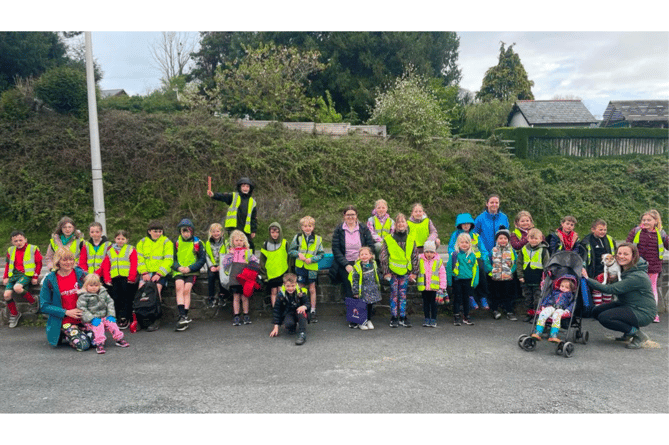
[84,32,107,235]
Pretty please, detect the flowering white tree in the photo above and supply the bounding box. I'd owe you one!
[367,70,451,148]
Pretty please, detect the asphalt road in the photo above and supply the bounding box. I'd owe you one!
[1,311,667,414]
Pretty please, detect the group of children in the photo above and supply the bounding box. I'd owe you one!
[3,177,667,349]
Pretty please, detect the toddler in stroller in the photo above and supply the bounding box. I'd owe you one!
[531,275,576,342]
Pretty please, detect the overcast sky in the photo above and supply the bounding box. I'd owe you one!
[9,2,669,119]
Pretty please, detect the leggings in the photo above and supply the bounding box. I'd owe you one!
[536,306,566,330]
[389,274,409,318]
[85,318,124,346]
[422,291,437,320]
[592,302,639,334]
[451,279,472,318]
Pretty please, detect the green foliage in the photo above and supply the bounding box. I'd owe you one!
[190,32,462,122]
[0,110,665,252]
[0,87,32,121]
[367,70,451,148]
[34,66,88,116]
[0,32,68,93]
[461,99,515,138]
[314,91,343,123]
[476,42,534,102]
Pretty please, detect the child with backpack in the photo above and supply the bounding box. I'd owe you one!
[349,246,382,330]
[3,230,43,328]
[76,274,129,354]
[221,230,259,326]
[135,221,174,332]
[448,213,490,311]
[99,230,138,329]
[172,219,206,331]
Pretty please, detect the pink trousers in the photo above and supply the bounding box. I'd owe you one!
[85,319,124,346]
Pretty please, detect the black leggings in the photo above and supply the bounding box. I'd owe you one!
[422,291,437,319]
[592,302,639,333]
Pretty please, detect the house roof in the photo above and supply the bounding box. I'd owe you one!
[100,89,128,99]
[602,100,668,123]
[512,100,598,125]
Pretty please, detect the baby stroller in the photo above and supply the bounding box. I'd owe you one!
[517,250,591,358]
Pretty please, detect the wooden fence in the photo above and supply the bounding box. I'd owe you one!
[527,137,668,158]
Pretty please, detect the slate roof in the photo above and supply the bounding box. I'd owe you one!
[100,89,128,98]
[512,100,598,125]
[601,100,668,124]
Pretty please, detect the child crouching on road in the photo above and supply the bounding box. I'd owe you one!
[269,273,310,345]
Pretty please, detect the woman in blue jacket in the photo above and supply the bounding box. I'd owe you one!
[474,194,510,253]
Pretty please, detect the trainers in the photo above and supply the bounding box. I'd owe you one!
[493,310,502,320]
[349,322,359,329]
[422,318,431,327]
[366,320,374,330]
[175,316,189,331]
[626,330,650,349]
[118,319,129,330]
[453,315,462,326]
[430,319,437,328]
[389,317,399,328]
[232,315,241,326]
[506,313,518,321]
[469,296,479,310]
[146,320,160,332]
[184,316,193,324]
[653,315,660,323]
[615,332,634,342]
[359,320,370,330]
[243,314,252,325]
[207,297,218,308]
[115,339,130,348]
[462,317,474,326]
[96,345,106,354]
[295,332,306,345]
[8,312,21,328]
[480,297,490,310]
[310,311,318,323]
[399,317,412,328]
[531,333,542,340]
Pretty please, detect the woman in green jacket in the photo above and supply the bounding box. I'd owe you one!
[587,242,657,349]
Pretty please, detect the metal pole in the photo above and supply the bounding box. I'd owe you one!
[84,32,107,235]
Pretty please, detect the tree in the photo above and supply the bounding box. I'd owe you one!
[190,32,462,122]
[34,65,88,116]
[0,32,68,92]
[367,69,451,148]
[460,99,515,138]
[150,32,197,85]
[476,42,534,102]
[188,42,325,121]
[187,32,250,90]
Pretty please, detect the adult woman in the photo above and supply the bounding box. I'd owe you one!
[587,243,657,349]
[39,248,90,350]
[44,217,85,271]
[330,205,375,301]
[626,210,669,322]
[474,194,510,253]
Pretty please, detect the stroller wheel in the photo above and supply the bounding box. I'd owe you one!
[563,342,575,358]
[556,342,564,355]
[518,334,528,348]
[581,331,589,345]
[521,336,536,351]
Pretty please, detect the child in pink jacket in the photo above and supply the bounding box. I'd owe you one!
[418,241,447,327]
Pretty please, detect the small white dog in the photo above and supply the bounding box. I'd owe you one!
[601,253,622,284]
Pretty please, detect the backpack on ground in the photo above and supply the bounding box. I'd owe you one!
[133,281,162,320]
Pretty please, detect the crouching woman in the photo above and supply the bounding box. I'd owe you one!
[586,243,657,349]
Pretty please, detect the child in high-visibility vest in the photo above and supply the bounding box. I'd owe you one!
[447,233,479,326]
[207,177,258,252]
[3,231,43,328]
[205,223,228,308]
[45,217,86,271]
[418,241,447,328]
[99,230,138,329]
[171,219,206,331]
[367,199,395,257]
[288,216,324,322]
[627,210,669,323]
[83,222,111,275]
[407,203,440,254]
[516,228,549,322]
[380,213,419,328]
[260,222,289,307]
[349,246,382,330]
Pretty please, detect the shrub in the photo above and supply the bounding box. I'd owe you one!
[34,66,88,116]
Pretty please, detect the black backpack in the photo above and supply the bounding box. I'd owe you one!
[133,281,162,320]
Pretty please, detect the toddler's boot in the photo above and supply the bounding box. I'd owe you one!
[547,326,560,342]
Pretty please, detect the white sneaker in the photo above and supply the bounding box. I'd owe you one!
[359,320,369,330]
[366,320,374,330]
